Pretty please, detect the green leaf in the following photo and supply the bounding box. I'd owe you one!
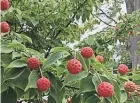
[48,95,56,103]
[92,74,100,92]
[29,17,39,26]
[25,70,40,91]
[76,52,88,71]
[15,87,25,99]
[1,87,17,103]
[1,81,9,93]
[92,59,108,74]
[62,71,88,88]
[82,92,93,103]
[1,45,14,53]
[120,90,127,103]
[111,79,121,103]
[1,53,12,68]
[7,59,27,69]
[20,34,32,44]
[5,68,26,80]
[10,69,30,90]
[130,73,140,80]
[48,73,65,103]
[85,95,100,103]
[26,48,44,59]
[43,52,63,68]
[50,47,70,53]
[8,40,26,50]
[71,93,81,103]
[23,89,36,100]
[12,52,21,60]
[79,76,95,93]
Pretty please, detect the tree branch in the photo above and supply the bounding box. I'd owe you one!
[96,6,117,24]
[54,0,88,38]
[91,13,114,27]
[45,0,88,57]
[97,16,114,27]
[65,85,79,90]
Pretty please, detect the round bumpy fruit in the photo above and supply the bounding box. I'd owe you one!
[124,81,136,92]
[80,47,94,58]
[97,82,114,97]
[27,57,40,70]
[1,0,10,10]
[67,97,71,103]
[96,55,104,63]
[67,59,82,74]
[37,77,50,91]
[118,64,129,75]
[0,22,10,33]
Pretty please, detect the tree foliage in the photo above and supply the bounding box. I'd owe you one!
[1,0,140,103]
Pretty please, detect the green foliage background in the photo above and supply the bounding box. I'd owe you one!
[1,0,140,103]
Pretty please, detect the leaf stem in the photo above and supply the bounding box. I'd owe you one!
[39,67,43,77]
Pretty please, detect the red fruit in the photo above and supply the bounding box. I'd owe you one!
[118,64,129,75]
[67,59,82,74]
[37,77,50,91]
[96,55,104,63]
[1,0,10,11]
[0,22,10,33]
[67,97,71,103]
[97,82,114,97]
[81,47,94,58]
[124,81,136,92]
[27,57,40,70]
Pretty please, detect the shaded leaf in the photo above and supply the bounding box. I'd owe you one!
[25,70,40,91]
[1,87,17,103]
[62,71,88,88]
[71,93,81,103]
[7,59,27,69]
[79,76,95,93]
[43,53,63,68]
[48,72,65,103]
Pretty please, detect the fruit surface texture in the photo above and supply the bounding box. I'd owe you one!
[1,0,10,10]
[97,82,114,97]
[81,47,94,58]
[67,59,82,74]
[118,64,129,75]
[124,81,136,92]
[0,22,10,33]
[96,55,104,63]
[37,77,50,91]
[27,57,40,70]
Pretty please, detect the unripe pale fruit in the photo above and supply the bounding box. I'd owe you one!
[114,26,119,31]
[37,77,50,91]
[81,47,94,58]
[27,57,40,70]
[124,81,136,92]
[0,22,10,33]
[96,55,104,63]
[118,64,129,75]
[67,59,82,74]
[1,0,10,11]
[129,31,133,35]
[97,82,114,97]
[67,97,71,103]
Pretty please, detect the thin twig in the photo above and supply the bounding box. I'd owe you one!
[96,6,117,24]
[65,85,79,90]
